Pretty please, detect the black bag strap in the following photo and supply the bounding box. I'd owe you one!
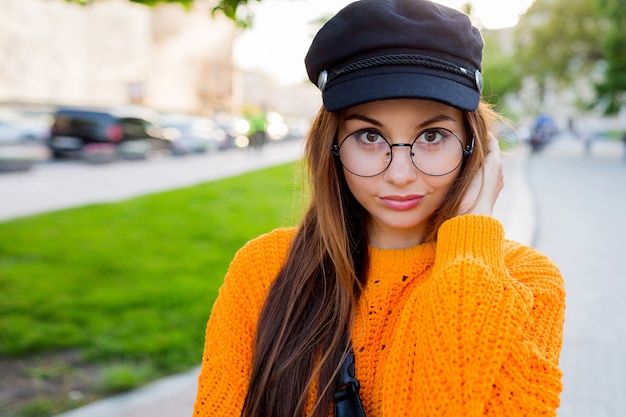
[334,345,366,417]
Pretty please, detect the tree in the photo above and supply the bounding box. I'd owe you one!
[67,0,194,8]
[513,0,606,105]
[512,0,626,114]
[66,0,266,27]
[481,30,523,114]
[594,0,626,114]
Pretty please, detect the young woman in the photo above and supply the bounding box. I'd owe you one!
[193,1,565,416]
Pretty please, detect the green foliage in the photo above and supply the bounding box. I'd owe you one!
[212,0,263,28]
[15,396,84,417]
[593,0,626,114]
[514,0,606,86]
[65,0,268,27]
[511,0,626,113]
[0,161,304,376]
[65,0,194,8]
[16,399,56,417]
[100,362,156,393]
[481,30,523,113]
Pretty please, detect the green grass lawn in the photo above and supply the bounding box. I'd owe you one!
[0,160,305,412]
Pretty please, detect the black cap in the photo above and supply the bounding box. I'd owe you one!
[305,0,484,112]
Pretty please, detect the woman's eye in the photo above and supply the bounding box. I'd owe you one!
[356,129,384,143]
[417,128,449,144]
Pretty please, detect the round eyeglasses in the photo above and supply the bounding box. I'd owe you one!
[331,127,474,177]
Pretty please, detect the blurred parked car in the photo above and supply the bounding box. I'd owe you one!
[0,118,49,143]
[48,106,173,160]
[159,113,224,155]
[0,118,50,171]
[213,114,250,150]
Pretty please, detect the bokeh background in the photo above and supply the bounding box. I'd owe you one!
[1,1,625,416]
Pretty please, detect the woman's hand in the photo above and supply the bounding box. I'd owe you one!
[458,133,504,216]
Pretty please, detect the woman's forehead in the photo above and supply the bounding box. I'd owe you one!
[339,99,465,126]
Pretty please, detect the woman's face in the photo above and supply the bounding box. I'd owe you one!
[337,99,467,249]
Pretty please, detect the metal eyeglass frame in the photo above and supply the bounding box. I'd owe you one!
[330,128,475,177]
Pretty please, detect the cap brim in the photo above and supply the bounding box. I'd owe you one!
[322,70,480,113]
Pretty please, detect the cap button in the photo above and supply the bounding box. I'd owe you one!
[317,70,328,91]
[475,70,484,94]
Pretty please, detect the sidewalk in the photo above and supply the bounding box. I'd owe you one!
[0,140,306,222]
[34,141,534,417]
[493,143,535,245]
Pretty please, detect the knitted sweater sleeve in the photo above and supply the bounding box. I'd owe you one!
[193,228,294,417]
[382,215,565,417]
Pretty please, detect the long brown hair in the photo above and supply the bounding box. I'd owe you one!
[242,101,498,417]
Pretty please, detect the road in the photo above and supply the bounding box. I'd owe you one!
[528,135,626,416]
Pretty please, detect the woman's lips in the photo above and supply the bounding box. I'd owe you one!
[380,195,423,211]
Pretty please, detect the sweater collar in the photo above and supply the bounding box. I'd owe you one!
[365,242,436,289]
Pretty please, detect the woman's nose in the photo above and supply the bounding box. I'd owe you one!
[383,146,418,185]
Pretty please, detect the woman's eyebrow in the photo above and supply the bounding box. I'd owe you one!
[343,114,383,126]
[343,113,459,128]
[417,114,459,128]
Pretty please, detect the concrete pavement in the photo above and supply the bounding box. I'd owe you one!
[493,143,535,245]
[0,140,535,417]
[526,134,626,416]
[0,140,306,222]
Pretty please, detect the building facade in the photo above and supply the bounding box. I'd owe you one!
[0,0,236,116]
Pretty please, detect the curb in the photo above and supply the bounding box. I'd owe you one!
[507,144,536,246]
[54,366,200,417]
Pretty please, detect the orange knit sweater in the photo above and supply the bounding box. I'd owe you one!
[194,215,565,416]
